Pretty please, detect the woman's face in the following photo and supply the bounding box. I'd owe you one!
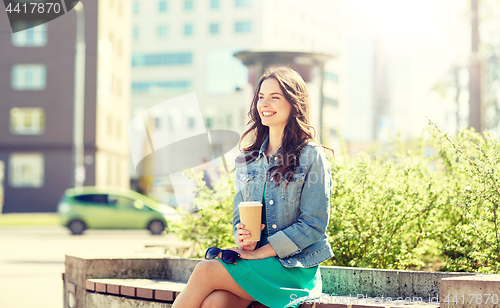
[257,78,292,132]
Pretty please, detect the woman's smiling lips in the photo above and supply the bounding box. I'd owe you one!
[261,111,277,118]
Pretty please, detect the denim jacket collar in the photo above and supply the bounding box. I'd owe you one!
[258,135,269,156]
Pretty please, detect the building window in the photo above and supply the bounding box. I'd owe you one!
[11,21,47,47]
[205,117,213,129]
[131,81,192,92]
[133,1,139,14]
[210,0,219,9]
[183,23,193,36]
[234,21,252,33]
[324,72,339,83]
[11,64,46,90]
[158,0,167,12]
[209,23,219,35]
[184,0,194,10]
[154,117,161,129]
[10,108,45,135]
[324,97,339,108]
[132,52,193,66]
[187,117,195,129]
[133,26,139,40]
[9,153,44,188]
[234,0,251,7]
[157,25,168,38]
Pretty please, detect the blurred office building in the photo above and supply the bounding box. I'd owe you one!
[0,1,131,213]
[130,0,343,203]
[342,33,413,152]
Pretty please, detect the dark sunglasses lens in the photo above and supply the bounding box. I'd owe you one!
[205,247,221,260]
[221,251,239,264]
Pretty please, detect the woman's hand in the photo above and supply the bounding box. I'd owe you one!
[229,248,262,260]
[235,223,265,251]
[229,244,278,260]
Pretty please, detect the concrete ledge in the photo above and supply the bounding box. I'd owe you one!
[63,254,200,308]
[87,279,185,303]
[440,274,500,308]
[86,292,172,308]
[321,266,475,298]
[64,254,481,308]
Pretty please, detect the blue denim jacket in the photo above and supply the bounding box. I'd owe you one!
[233,135,334,268]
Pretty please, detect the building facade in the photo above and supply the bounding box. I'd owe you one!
[130,0,343,203]
[0,0,130,213]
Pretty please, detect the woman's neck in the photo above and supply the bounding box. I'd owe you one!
[266,127,284,156]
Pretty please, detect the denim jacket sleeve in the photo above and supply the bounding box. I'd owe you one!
[232,186,243,248]
[267,145,332,258]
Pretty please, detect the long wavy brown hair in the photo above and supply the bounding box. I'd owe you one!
[236,66,334,186]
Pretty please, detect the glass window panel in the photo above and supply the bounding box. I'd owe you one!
[209,23,219,34]
[234,21,252,33]
[11,21,47,47]
[184,24,193,36]
[132,53,193,67]
[9,153,44,188]
[11,64,46,90]
[10,108,45,135]
[133,26,139,40]
[210,0,219,9]
[157,25,168,38]
[184,0,193,10]
[158,0,167,12]
[234,0,251,7]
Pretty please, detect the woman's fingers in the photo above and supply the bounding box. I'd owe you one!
[238,230,251,241]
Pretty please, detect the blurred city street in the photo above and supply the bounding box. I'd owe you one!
[0,226,186,308]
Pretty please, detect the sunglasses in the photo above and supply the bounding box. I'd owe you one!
[205,247,240,264]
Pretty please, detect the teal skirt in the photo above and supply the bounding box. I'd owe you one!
[217,257,322,308]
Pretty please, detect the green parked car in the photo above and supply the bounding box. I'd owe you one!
[57,187,180,235]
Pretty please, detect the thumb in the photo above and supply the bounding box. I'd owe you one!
[260,224,265,231]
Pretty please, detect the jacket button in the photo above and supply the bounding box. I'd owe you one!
[270,177,273,181]
[287,260,291,264]
[272,224,277,229]
[269,200,274,205]
[274,157,278,161]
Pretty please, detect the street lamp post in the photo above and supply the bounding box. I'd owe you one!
[469,0,483,132]
[73,1,85,188]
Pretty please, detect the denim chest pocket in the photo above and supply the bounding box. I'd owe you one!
[236,171,256,201]
[280,170,306,203]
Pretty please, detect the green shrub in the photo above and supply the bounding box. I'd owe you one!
[428,123,500,273]
[173,123,500,273]
[172,167,236,258]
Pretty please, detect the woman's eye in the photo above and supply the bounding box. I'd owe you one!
[273,96,279,99]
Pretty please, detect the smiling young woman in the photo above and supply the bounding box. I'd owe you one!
[172,66,334,308]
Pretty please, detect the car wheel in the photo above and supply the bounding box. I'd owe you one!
[148,220,165,235]
[68,220,86,235]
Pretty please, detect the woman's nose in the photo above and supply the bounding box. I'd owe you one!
[258,97,269,107]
